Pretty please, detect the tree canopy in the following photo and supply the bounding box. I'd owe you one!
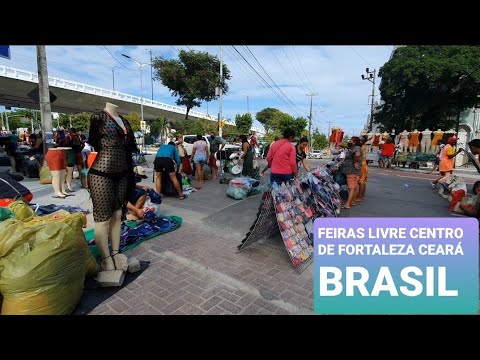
[255,107,283,133]
[235,113,253,134]
[255,107,307,139]
[152,50,231,119]
[312,129,328,149]
[377,45,480,131]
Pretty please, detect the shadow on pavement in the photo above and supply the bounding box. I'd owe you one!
[73,261,150,315]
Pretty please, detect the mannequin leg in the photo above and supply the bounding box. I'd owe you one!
[95,219,116,271]
[65,166,74,192]
[50,170,66,198]
[59,169,69,196]
[109,208,128,271]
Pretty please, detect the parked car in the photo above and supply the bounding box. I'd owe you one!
[308,150,323,159]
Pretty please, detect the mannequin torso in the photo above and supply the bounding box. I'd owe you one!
[421,129,432,141]
[399,131,409,144]
[432,129,444,144]
[409,130,420,147]
[104,102,127,134]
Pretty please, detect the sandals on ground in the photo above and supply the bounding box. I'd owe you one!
[179,195,188,200]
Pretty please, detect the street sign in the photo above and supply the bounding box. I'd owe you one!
[0,46,10,60]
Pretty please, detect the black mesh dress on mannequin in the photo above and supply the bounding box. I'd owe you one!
[87,110,138,222]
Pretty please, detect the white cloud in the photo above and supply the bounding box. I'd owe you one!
[0,45,393,135]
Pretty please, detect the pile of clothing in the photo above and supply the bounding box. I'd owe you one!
[435,174,475,215]
[226,177,262,200]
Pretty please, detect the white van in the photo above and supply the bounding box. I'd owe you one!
[182,135,210,157]
[182,135,241,157]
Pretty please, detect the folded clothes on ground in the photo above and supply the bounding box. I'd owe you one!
[33,204,90,216]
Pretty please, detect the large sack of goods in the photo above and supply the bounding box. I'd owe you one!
[0,202,97,315]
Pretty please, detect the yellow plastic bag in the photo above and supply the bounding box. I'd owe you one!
[7,201,36,222]
[39,164,52,184]
[0,211,96,315]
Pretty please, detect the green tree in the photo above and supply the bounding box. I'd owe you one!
[312,129,328,149]
[152,50,231,119]
[277,114,308,139]
[123,112,141,132]
[235,113,253,134]
[377,45,480,131]
[5,109,35,131]
[56,112,91,131]
[255,107,283,133]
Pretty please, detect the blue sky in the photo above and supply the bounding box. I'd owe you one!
[0,45,393,136]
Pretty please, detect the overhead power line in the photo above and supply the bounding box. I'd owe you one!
[349,46,374,68]
[244,46,307,117]
[291,46,316,93]
[102,46,136,71]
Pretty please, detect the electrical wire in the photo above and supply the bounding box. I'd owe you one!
[349,46,374,68]
[102,46,136,71]
[231,46,302,116]
[282,47,312,93]
[291,46,316,93]
[244,46,307,116]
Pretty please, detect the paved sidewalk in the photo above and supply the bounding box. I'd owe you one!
[87,206,315,315]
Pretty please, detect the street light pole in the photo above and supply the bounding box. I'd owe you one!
[122,54,149,152]
[112,66,118,91]
[241,94,249,114]
[361,68,376,132]
[147,48,154,100]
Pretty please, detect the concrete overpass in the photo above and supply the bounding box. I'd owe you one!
[0,65,265,135]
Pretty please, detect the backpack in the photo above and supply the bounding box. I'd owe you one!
[68,133,82,152]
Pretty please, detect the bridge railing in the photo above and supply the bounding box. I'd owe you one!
[0,64,265,134]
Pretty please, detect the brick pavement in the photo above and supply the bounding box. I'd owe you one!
[88,215,315,315]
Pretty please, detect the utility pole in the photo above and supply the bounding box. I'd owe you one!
[148,49,154,100]
[36,45,53,155]
[361,68,376,132]
[306,93,318,147]
[327,120,334,139]
[218,46,224,137]
[112,67,116,91]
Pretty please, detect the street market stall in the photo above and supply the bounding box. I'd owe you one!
[237,160,342,273]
